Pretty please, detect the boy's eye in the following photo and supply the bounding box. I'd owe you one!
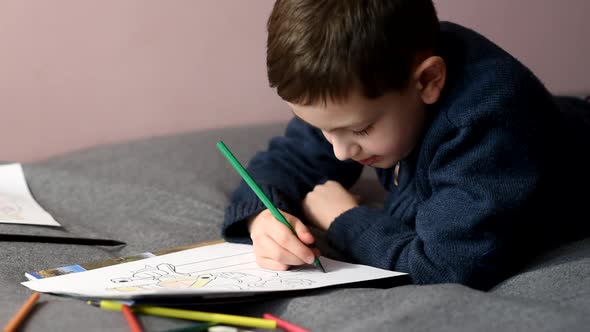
[352,125,373,137]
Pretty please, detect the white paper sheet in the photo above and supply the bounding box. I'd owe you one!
[0,163,61,226]
[22,242,406,299]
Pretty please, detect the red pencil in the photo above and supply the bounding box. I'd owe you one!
[121,304,144,332]
[263,313,309,332]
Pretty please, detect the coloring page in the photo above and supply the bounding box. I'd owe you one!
[22,243,405,299]
[0,164,60,226]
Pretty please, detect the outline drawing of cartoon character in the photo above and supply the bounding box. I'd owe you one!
[107,263,315,293]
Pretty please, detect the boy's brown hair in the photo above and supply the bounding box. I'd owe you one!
[267,0,439,105]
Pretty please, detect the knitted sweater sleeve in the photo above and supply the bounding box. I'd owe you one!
[327,117,544,290]
[222,117,363,243]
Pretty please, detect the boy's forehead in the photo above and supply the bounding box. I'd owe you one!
[288,100,378,131]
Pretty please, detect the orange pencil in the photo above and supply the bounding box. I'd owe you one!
[3,292,40,332]
[121,304,144,332]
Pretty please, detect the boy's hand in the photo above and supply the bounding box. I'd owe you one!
[302,180,359,231]
[247,209,319,271]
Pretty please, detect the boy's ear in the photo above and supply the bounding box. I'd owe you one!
[414,56,446,105]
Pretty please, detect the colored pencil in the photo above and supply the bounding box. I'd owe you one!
[3,292,40,332]
[1,234,126,246]
[263,313,310,332]
[88,300,277,330]
[216,140,326,272]
[121,304,144,332]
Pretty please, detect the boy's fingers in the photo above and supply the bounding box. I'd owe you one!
[253,210,316,265]
[255,257,290,271]
[290,217,315,245]
[268,228,316,265]
[311,248,321,257]
[255,235,308,266]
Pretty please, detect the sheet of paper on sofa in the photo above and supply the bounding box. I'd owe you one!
[0,163,60,226]
[21,242,406,300]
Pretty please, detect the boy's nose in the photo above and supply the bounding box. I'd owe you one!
[332,140,359,161]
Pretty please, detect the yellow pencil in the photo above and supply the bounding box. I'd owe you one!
[3,292,40,332]
[87,300,277,330]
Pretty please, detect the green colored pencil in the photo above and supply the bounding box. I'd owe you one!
[216,140,326,273]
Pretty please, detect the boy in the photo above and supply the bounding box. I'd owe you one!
[221,0,590,290]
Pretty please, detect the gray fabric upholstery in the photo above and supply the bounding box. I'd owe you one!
[1,122,588,331]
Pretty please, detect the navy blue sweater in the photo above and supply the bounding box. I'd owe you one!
[222,22,590,290]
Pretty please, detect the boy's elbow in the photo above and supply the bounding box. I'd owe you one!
[406,245,511,291]
[409,263,508,291]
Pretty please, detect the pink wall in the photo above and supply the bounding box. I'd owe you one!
[435,0,590,95]
[1,0,589,162]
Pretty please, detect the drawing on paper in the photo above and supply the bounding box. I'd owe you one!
[0,194,23,220]
[20,242,407,300]
[108,257,315,293]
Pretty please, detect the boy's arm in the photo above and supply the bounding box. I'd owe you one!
[222,117,363,243]
[327,119,549,290]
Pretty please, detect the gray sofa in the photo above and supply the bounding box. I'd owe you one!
[1,122,589,331]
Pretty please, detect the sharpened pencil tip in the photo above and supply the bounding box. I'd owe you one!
[313,257,326,273]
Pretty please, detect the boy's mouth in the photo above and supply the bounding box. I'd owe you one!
[357,156,379,165]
